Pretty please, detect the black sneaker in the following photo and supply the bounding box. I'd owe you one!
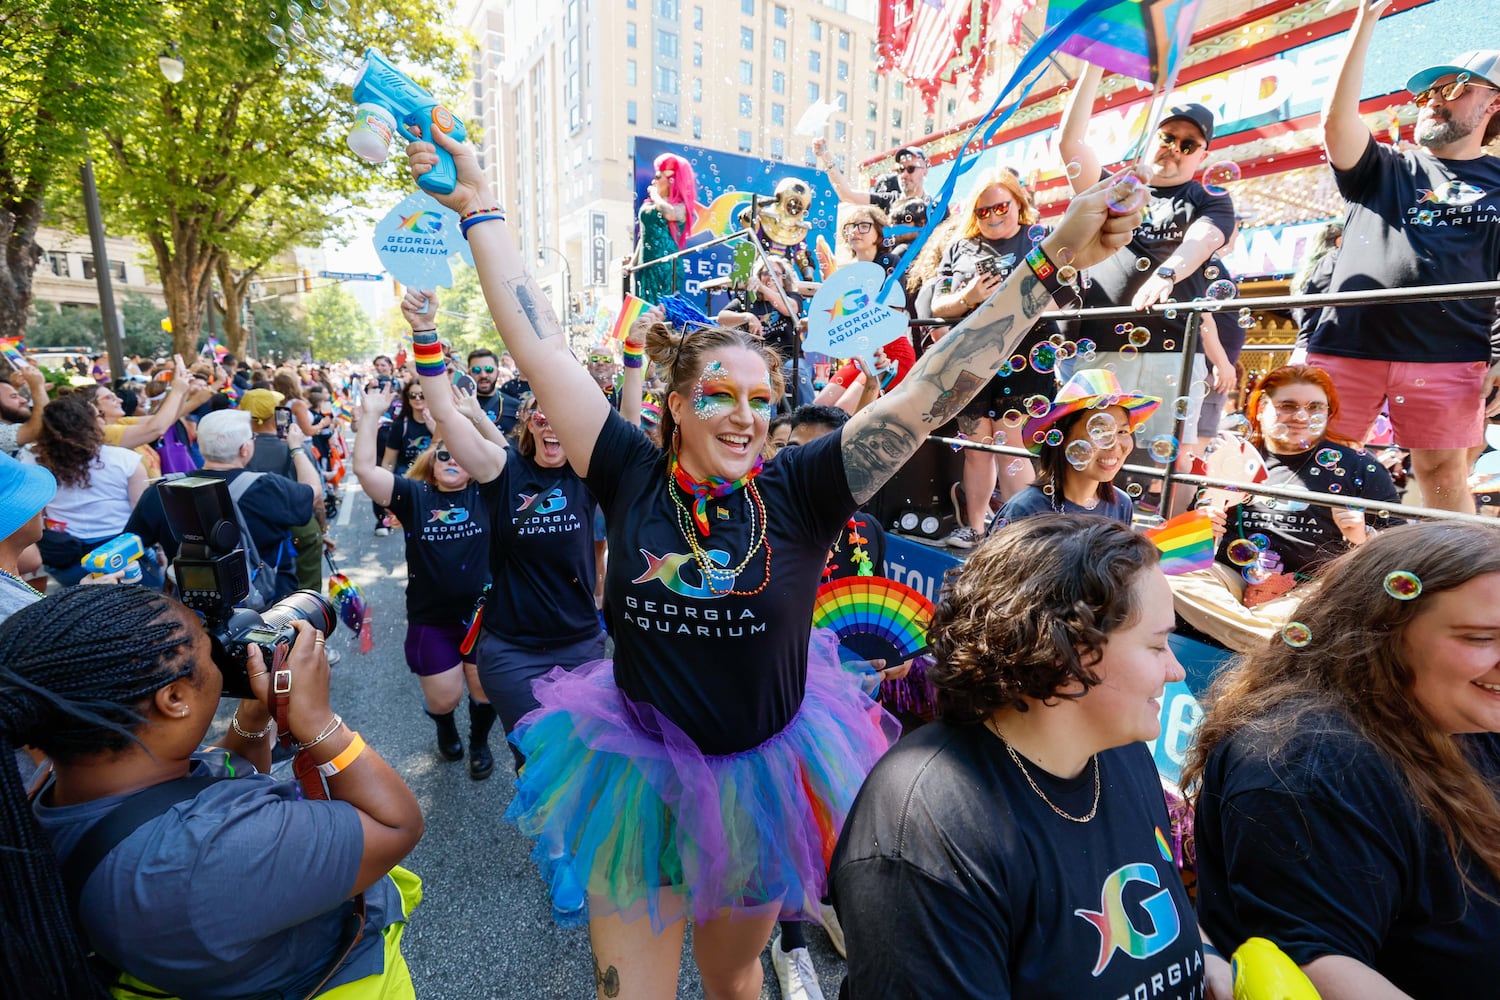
[468,744,494,781]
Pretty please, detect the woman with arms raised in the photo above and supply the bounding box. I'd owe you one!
[407,130,1145,999]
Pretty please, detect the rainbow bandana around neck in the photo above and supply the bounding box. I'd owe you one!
[670,454,764,536]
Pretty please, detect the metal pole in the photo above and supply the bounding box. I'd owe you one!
[80,159,125,386]
[1159,311,1201,516]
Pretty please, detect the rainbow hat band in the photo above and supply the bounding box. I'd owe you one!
[1021,368,1161,455]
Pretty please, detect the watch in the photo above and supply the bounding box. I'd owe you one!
[1154,266,1177,281]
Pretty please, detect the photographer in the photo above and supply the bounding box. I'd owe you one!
[0,586,424,999]
[243,389,332,595]
[127,410,316,601]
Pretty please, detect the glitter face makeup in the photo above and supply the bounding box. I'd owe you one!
[692,361,730,420]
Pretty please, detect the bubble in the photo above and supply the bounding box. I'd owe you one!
[1065,439,1095,468]
[1135,256,1152,272]
[1163,306,1179,320]
[1244,563,1274,584]
[1029,342,1058,373]
[1009,353,1027,372]
[267,24,286,45]
[1027,224,1046,244]
[1205,278,1238,300]
[1202,160,1241,196]
[1163,341,1176,352]
[1203,265,1220,280]
[1005,460,1026,475]
[1086,412,1116,443]
[1017,396,1047,420]
[1048,333,1066,347]
[1106,173,1149,214]
[1126,482,1143,498]
[1417,210,1434,226]
[1394,395,1405,404]
[1281,622,1312,648]
[1148,434,1179,464]
[1328,482,1342,493]
[1247,533,1269,551]
[1002,409,1025,428]
[289,19,307,41]
[1065,160,1083,179]
[329,0,349,12]
[1120,344,1139,358]
[1055,340,1077,361]
[310,0,325,7]
[1077,337,1097,360]
[274,45,289,64]
[287,1,302,17]
[1237,311,1255,329]
[1057,264,1078,284]
[1227,538,1260,566]
[1223,413,1251,437]
[1172,396,1192,419]
[1383,570,1422,600]
[1127,327,1151,348]
[1044,428,1064,447]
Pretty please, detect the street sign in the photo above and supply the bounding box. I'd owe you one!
[318,270,386,282]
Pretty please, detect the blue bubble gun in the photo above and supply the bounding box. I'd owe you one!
[350,48,467,195]
[82,533,144,584]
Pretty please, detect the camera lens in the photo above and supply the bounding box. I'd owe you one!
[260,590,337,638]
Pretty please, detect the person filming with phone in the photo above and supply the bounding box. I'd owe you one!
[0,585,424,999]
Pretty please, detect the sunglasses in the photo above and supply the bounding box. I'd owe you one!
[974,201,1012,220]
[898,164,924,174]
[471,364,496,374]
[434,449,452,463]
[841,221,875,235]
[1413,76,1500,107]
[1270,401,1329,417]
[409,393,425,401]
[1156,131,1203,155]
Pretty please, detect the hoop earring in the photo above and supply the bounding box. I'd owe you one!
[672,425,682,454]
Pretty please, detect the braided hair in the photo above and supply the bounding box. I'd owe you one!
[0,586,198,998]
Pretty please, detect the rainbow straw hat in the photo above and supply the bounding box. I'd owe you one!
[1021,369,1161,454]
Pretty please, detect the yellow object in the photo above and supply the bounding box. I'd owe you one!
[1232,937,1321,1000]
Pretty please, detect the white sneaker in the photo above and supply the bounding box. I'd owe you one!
[770,934,825,1000]
[818,902,846,959]
[323,647,342,667]
[373,526,391,537]
[943,525,980,549]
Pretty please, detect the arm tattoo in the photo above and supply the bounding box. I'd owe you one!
[923,369,986,423]
[508,276,565,341]
[1018,274,1050,319]
[842,411,919,504]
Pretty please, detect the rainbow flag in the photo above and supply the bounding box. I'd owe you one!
[0,337,28,368]
[609,294,648,341]
[1143,510,1215,576]
[205,337,229,361]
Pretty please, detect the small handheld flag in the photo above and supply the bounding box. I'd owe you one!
[1143,510,1215,575]
[610,293,649,341]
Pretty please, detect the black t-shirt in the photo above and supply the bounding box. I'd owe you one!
[1311,137,1500,363]
[386,477,490,625]
[478,445,599,648]
[1213,442,1397,577]
[831,723,1205,999]
[495,377,530,435]
[126,468,314,599]
[247,434,295,480]
[1079,175,1236,352]
[723,290,804,361]
[588,408,855,753]
[1195,709,1500,998]
[383,414,432,474]
[870,189,949,226]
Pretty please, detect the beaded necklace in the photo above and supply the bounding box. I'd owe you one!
[667,457,773,597]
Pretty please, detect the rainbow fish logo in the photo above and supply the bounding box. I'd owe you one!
[1074,863,1182,976]
[1416,181,1487,206]
[427,507,470,524]
[1154,826,1174,863]
[516,487,567,515]
[632,548,733,600]
[823,287,871,321]
[398,211,445,235]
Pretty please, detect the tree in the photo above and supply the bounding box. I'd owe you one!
[26,303,101,350]
[91,1,463,359]
[120,291,172,358]
[249,294,311,364]
[0,1,158,340]
[303,284,373,363]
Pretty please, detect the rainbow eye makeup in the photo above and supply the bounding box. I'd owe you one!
[690,362,775,421]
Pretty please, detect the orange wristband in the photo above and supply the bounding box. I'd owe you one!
[315,732,366,777]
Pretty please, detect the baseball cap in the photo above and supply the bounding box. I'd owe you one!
[1159,103,1215,144]
[0,452,56,542]
[240,387,284,423]
[1408,51,1500,94]
[894,146,927,163]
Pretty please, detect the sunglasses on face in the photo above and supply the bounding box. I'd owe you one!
[1271,400,1329,417]
[842,221,875,235]
[1156,131,1203,155]
[1413,77,1500,106]
[898,164,924,174]
[471,365,496,375]
[409,393,425,401]
[434,449,453,463]
[974,201,1012,220]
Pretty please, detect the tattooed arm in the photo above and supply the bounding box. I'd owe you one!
[841,170,1148,503]
[407,132,609,477]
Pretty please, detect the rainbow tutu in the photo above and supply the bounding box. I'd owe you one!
[505,629,899,931]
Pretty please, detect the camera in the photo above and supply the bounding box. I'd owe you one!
[160,476,337,699]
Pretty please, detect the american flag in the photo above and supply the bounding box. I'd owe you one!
[878,0,1022,112]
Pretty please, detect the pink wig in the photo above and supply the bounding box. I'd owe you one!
[653,152,699,249]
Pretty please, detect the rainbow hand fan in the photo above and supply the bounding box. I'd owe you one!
[813,576,934,665]
[326,556,373,654]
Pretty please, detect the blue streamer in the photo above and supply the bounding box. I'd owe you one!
[660,293,714,331]
[878,0,1130,304]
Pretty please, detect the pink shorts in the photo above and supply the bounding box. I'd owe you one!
[1306,353,1488,451]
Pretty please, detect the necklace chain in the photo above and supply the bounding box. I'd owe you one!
[985,717,1100,823]
[668,475,772,596]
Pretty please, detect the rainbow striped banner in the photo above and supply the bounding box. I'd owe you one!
[0,337,28,368]
[1143,510,1215,576]
[609,294,648,341]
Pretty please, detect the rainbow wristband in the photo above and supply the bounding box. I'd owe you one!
[622,342,645,369]
[1025,244,1071,302]
[411,335,447,377]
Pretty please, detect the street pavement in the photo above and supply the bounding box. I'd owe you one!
[308,476,848,999]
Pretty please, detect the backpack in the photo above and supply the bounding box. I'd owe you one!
[161,471,284,611]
